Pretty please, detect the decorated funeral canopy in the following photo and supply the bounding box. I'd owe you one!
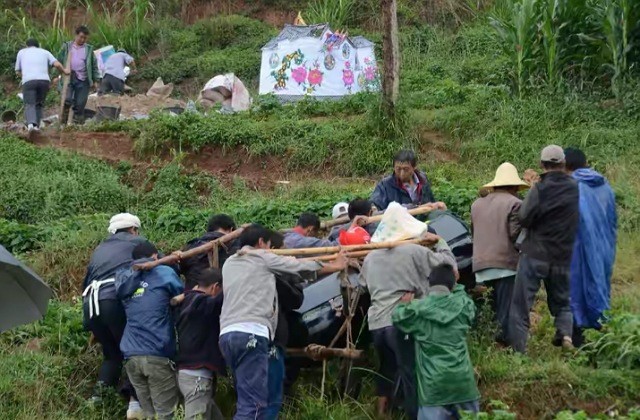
[259,24,380,99]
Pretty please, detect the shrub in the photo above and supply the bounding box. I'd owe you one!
[0,136,133,224]
[192,15,275,50]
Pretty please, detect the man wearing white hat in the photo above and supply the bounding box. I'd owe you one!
[82,212,147,418]
[471,163,529,345]
[508,145,579,353]
[332,202,349,220]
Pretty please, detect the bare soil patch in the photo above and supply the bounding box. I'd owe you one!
[30,128,289,189]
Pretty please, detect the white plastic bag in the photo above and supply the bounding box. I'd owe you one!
[371,202,428,243]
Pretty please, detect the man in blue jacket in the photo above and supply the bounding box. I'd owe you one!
[117,241,184,420]
[565,148,617,347]
[371,150,445,211]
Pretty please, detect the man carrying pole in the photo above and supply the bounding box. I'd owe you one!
[359,231,457,419]
[219,224,348,419]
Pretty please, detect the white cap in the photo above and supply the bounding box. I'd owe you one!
[332,202,349,219]
[541,145,565,163]
[108,213,141,234]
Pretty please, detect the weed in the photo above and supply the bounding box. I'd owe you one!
[580,312,640,369]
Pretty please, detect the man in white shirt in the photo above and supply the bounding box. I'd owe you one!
[14,38,68,131]
[99,49,136,95]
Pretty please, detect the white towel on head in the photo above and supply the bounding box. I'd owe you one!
[108,213,141,234]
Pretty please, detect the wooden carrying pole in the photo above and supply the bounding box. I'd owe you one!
[270,238,426,257]
[133,228,243,271]
[286,346,364,360]
[321,202,436,230]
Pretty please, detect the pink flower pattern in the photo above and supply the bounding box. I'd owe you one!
[307,61,324,86]
[291,66,307,85]
[308,69,323,86]
[343,62,354,91]
[364,66,376,81]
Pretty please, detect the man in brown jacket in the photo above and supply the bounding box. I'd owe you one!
[471,163,529,344]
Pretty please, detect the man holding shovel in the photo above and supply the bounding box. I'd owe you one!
[57,25,100,125]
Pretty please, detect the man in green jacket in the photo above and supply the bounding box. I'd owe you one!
[393,264,480,420]
[57,25,100,124]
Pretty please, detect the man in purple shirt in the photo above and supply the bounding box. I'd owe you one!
[57,26,100,124]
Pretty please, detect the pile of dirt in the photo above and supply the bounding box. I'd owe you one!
[86,94,186,119]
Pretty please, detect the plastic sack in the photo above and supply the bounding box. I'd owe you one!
[339,226,371,245]
[146,78,174,100]
[371,202,428,243]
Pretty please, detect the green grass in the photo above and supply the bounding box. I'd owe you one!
[1,4,640,419]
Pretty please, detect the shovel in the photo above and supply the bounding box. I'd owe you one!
[59,48,73,128]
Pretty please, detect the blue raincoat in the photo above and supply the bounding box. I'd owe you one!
[570,168,617,329]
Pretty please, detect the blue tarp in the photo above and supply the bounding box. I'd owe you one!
[570,168,617,328]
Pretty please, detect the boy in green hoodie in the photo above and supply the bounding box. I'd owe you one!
[392,264,480,420]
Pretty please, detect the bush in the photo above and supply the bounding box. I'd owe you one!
[192,15,275,50]
[134,109,403,176]
[0,218,43,254]
[196,46,263,84]
[0,136,133,224]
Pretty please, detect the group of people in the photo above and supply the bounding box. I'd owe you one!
[82,212,350,419]
[13,26,136,130]
[79,147,616,420]
[471,145,617,353]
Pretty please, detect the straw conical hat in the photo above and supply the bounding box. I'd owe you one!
[483,162,529,190]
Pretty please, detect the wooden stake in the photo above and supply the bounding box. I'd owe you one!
[286,346,364,360]
[59,45,71,129]
[381,0,400,117]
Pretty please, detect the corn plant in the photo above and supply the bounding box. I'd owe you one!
[307,0,355,28]
[490,0,540,97]
[85,0,154,55]
[586,0,639,97]
[129,0,155,54]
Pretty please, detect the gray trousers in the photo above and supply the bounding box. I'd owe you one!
[22,80,50,126]
[508,254,573,353]
[177,371,224,420]
[125,356,180,419]
[487,275,515,344]
[99,73,125,95]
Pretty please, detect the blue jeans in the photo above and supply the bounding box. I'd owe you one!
[219,332,270,420]
[265,345,285,420]
[418,400,480,420]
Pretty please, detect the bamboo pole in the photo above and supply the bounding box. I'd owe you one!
[270,238,426,256]
[320,203,437,230]
[300,250,370,262]
[133,228,244,271]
